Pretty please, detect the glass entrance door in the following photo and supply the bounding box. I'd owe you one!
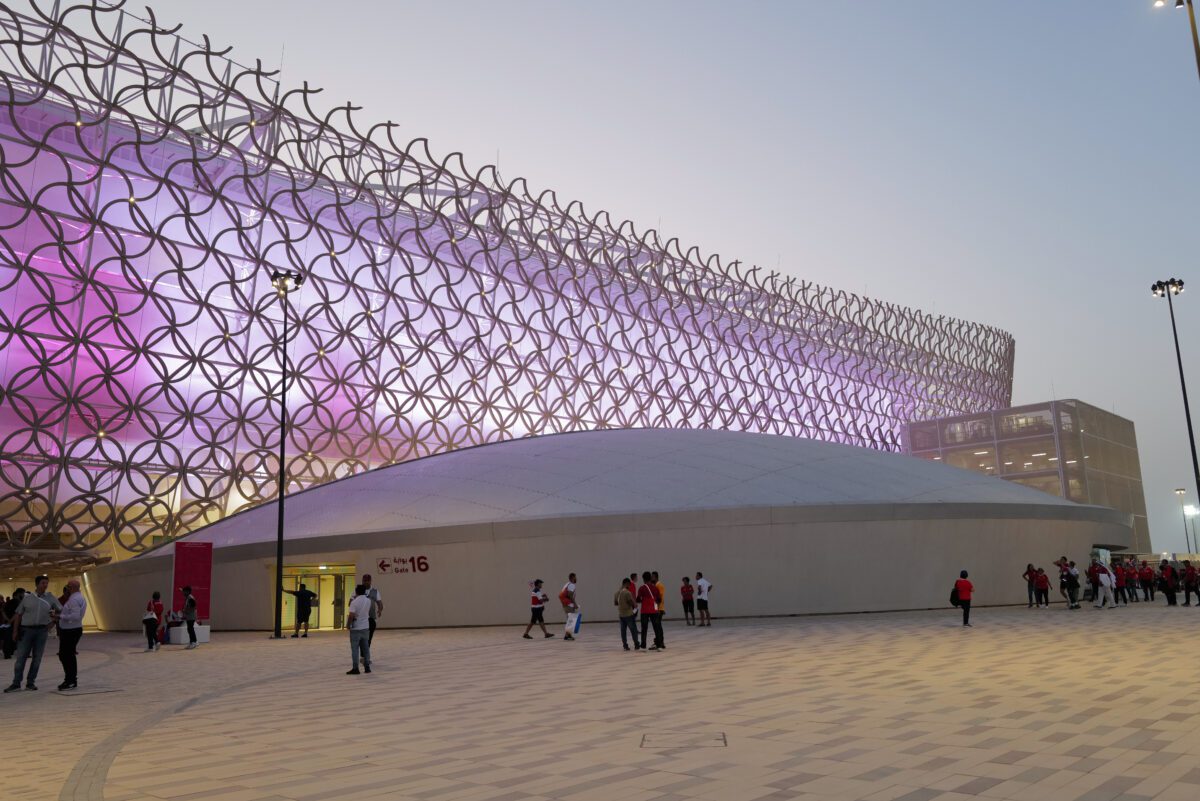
[281,564,355,630]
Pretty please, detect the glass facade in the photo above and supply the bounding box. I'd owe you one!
[904,400,1150,551]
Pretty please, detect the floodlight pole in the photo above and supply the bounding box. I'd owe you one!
[270,269,303,639]
[1153,279,1200,552]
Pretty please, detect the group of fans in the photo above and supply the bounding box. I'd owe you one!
[1022,557,1200,609]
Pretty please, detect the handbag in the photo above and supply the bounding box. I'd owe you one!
[949,587,960,607]
[142,611,157,621]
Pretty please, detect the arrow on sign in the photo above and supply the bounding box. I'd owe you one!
[378,558,391,573]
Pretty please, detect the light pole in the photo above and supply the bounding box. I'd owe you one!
[1186,504,1199,553]
[269,268,304,639]
[1153,0,1200,85]
[1151,279,1200,554]
[1176,488,1192,552]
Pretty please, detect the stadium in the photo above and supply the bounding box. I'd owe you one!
[0,2,1129,626]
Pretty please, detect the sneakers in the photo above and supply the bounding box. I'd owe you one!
[290,634,299,638]
[301,633,307,638]
[3,684,20,693]
[364,665,372,673]
[522,634,533,639]
[564,634,574,641]
[346,668,360,675]
[57,681,76,691]
[623,645,631,651]
[25,683,36,690]
[544,633,555,639]
[154,642,160,651]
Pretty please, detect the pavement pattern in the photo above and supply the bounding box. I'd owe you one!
[5,603,1200,801]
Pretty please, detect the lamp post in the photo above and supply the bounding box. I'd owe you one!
[1186,504,1199,553]
[1153,0,1200,85]
[1176,488,1192,552]
[269,268,304,639]
[1151,279,1200,554]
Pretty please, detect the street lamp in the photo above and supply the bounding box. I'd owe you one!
[1186,505,1199,553]
[1152,278,1200,555]
[1153,0,1200,86]
[269,268,304,639]
[1176,488,1191,552]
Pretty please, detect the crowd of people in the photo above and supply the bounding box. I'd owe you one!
[523,570,714,651]
[1020,556,1200,609]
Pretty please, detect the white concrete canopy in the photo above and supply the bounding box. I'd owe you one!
[146,428,1083,556]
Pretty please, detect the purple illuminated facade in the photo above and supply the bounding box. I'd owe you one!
[0,1,1015,555]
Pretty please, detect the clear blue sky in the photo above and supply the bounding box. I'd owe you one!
[146,0,1200,552]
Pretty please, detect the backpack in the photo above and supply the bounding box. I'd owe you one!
[949,586,960,607]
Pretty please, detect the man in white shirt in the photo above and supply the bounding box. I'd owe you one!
[694,572,713,627]
[56,579,86,690]
[346,584,373,675]
[559,573,578,641]
[5,575,62,692]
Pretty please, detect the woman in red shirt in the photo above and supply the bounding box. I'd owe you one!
[143,591,164,651]
[955,570,974,627]
[636,571,663,650]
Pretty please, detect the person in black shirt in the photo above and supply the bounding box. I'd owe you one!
[284,583,318,637]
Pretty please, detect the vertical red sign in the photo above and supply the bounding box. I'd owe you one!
[173,541,213,620]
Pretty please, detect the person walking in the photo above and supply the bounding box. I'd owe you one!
[1113,562,1129,607]
[143,591,164,651]
[1033,568,1051,608]
[1092,560,1116,609]
[5,575,62,692]
[636,571,663,650]
[1139,561,1155,602]
[180,586,199,649]
[1054,556,1070,604]
[1123,562,1140,603]
[1065,561,1082,609]
[614,578,637,651]
[954,570,973,627]
[680,577,696,625]
[1183,560,1199,607]
[56,579,85,691]
[346,584,372,675]
[695,572,713,626]
[559,573,579,641]
[0,589,22,659]
[284,583,318,637]
[522,580,554,639]
[1022,563,1037,608]
[362,574,383,645]
[1159,560,1179,606]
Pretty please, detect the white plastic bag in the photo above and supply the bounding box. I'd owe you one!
[565,611,581,635]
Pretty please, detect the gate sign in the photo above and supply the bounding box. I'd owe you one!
[376,555,430,574]
[173,541,213,619]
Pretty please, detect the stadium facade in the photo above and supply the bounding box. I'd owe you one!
[0,1,1014,565]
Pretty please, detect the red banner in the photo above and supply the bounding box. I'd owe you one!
[173,541,213,620]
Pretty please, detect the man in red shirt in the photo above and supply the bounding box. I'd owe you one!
[636,571,663,650]
[1112,562,1128,607]
[1160,560,1179,606]
[1139,561,1155,602]
[954,570,974,627]
[1183,560,1199,607]
[1123,563,1140,603]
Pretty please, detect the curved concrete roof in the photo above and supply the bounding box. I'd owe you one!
[147,428,1096,555]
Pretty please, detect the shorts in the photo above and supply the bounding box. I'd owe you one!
[697,599,709,611]
[297,609,311,623]
[682,600,695,613]
[530,607,545,624]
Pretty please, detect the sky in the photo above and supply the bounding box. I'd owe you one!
[135,0,1200,552]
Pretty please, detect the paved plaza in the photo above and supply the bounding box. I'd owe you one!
[6,604,1200,801]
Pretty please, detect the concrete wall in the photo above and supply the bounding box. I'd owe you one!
[83,503,1132,630]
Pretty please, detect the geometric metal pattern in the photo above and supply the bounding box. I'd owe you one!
[0,1,1015,554]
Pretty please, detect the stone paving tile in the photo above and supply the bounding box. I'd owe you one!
[5,605,1200,800]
